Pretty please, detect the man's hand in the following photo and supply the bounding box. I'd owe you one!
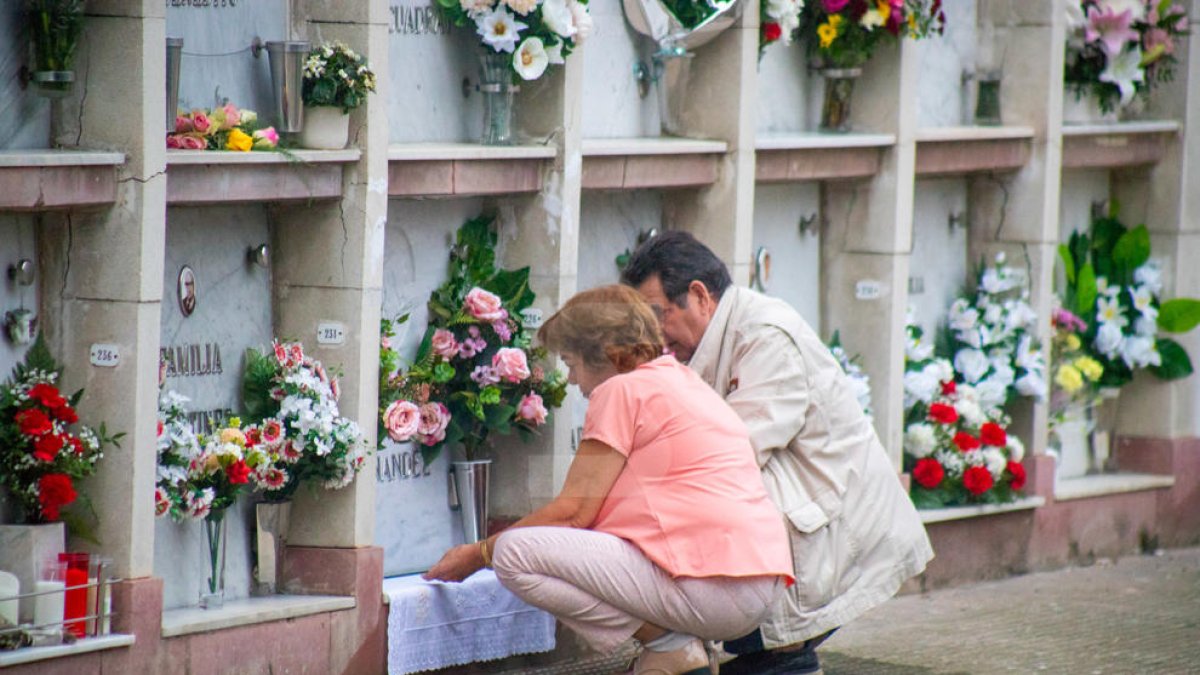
[422,543,485,582]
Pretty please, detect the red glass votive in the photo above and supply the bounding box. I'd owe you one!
[58,552,90,637]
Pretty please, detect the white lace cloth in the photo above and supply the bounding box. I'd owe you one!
[384,570,557,674]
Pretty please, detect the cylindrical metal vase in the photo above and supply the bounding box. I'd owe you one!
[166,37,183,133]
[450,460,491,544]
[653,46,693,136]
[266,41,310,133]
[254,501,292,595]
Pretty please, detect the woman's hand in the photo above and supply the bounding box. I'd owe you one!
[422,543,485,582]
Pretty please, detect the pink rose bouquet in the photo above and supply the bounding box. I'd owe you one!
[167,102,280,152]
[379,215,567,463]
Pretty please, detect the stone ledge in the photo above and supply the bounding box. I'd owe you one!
[387,142,556,161]
[166,149,361,165]
[919,496,1046,524]
[916,126,1033,177]
[1061,120,1179,170]
[581,137,726,190]
[388,143,553,197]
[160,594,355,638]
[0,151,124,211]
[0,150,126,167]
[581,137,727,156]
[166,150,356,204]
[755,132,896,151]
[0,633,135,668]
[1054,473,1176,502]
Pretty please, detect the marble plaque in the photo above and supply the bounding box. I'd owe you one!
[756,38,812,134]
[752,184,822,329]
[0,216,37,380]
[378,199,486,574]
[909,179,969,337]
[386,1,484,143]
[580,1,661,138]
[166,1,288,119]
[0,6,50,149]
[914,0,977,127]
[154,205,273,609]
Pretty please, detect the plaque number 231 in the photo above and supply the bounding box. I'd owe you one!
[317,322,347,346]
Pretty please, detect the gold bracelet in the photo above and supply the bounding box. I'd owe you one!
[479,538,493,568]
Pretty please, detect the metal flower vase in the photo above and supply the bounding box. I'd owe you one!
[166,37,183,133]
[266,40,310,133]
[254,501,291,595]
[478,52,518,145]
[654,46,694,137]
[819,68,862,133]
[449,460,491,544]
[200,512,227,609]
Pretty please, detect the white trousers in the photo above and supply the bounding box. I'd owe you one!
[492,526,784,653]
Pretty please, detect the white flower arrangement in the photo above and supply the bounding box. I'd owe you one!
[441,0,591,81]
[827,331,872,419]
[945,253,1047,411]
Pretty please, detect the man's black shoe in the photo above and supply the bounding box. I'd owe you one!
[720,648,821,675]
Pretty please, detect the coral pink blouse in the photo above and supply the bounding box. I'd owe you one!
[585,356,794,581]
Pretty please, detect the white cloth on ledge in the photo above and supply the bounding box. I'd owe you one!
[384,569,557,675]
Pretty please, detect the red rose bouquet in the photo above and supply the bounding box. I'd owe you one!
[902,378,1027,508]
[0,338,121,524]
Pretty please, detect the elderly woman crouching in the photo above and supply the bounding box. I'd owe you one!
[424,285,792,675]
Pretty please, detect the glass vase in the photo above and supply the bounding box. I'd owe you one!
[199,512,227,609]
[819,68,862,134]
[478,51,518,146]
[974,71,1003,126]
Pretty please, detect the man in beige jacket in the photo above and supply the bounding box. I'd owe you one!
[623,231,934,675]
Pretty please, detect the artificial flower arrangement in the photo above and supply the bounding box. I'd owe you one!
[828,331,873,418]
[0,338,120,525]
[303,41,377,112]
[380,215,567,464]
[1048,305,1106,415]
[798,0,945,68]
[1058,207,1200,391]
[944,252,1047,412]
[437,0,591,81]
[902,318,1027,508]
[760,0,804,54]
[241,341,369,501]
[167,102,280,151]
[1064,0,1189,115]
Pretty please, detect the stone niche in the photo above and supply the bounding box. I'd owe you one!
[580,0,660,138]
[386,0,484,143]
[154,205,273,609]
[0,215,38,379]
[909,178,970,337]
[166,0,288,123]
[752,184,822,329]
[377,199,486,576]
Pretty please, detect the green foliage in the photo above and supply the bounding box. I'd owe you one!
[27,0,84,74]
[1151,338,1193,381]
[1157,299,1200,334]
[302,42,377,113]
[241,348,282,426]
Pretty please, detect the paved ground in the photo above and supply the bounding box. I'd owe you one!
[442,547,1200,674]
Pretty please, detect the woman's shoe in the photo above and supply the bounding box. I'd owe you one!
[631,637,715,675]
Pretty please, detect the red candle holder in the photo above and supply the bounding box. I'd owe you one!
[58,552,90,638]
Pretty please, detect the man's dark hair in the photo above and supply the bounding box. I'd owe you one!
[620,230,732,307]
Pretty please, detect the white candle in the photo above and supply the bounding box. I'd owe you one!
[33,580,65,628]
[0,571,18,626]
[86,577,98,634]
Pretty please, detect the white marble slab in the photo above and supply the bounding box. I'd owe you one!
[919,496,1046,524]
[1054,473,1176,502]
[166,149,360,165]
[160,594,354,638]
[1061,120,1182,136]
[915,0,977,127]
[0,215,37,381]
[387,143,556,161]
[0,634,135,668]
[580,0,660,138]
[752,184,822,330]
[756,40,815,134]
[908,178,969,339]
[0,5,50,150]
[916,126,1036,143]
[0,151,126,167]
[1059,170,1110,242]
[581,137,727,156]
[755,133,896,151]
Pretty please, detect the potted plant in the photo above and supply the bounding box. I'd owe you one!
[379,215,567,543]
[797,0,945,132]
[437,0,591,144]
[1063,1,1189,123]
[300,41,377,149]
[26,0,85,97]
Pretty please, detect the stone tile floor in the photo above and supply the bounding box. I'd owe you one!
[437,546,1200,674]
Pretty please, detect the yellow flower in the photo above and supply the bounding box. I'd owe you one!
[226,128,253,152]
[876,0,891,22]
[1055,364,1084,394]
[818,20,840,48]
[1065,333,1081,351]
[220,427,247,447]
[1074,356,1104,381]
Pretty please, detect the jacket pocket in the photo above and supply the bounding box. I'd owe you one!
[785,500,830,534]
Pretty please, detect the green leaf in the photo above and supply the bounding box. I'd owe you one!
[485,403,516,434]
[432,362,455,383]
[1157,299,1200,333]
[1059,243,1076,285]
[1112,225,1151,279]
[1151,338,1194,380]
[1075,263,1098,319]
[910,488,946,510]
[479,386,501,405]
[489,268,533,312]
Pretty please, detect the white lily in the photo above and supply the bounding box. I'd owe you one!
[477,7,526,53]
[1099,46,1145,106]
[1097,295,1128,327]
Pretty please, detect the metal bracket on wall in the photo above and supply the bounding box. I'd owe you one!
[798,213,818,237]
[948,211,966,231]
[1091,200,1109,220]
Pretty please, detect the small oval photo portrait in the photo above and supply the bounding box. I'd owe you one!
[178,265,197,318]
